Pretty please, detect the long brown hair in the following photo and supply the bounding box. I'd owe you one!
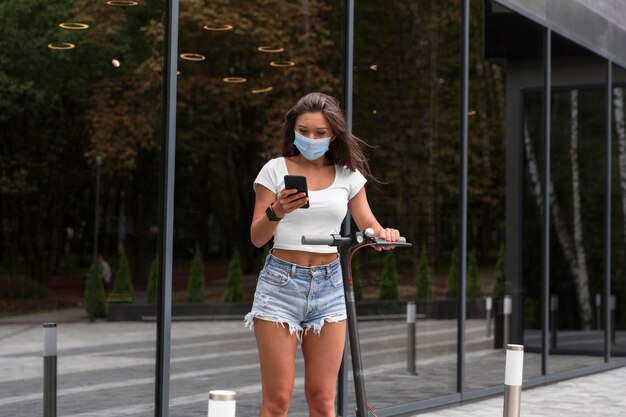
[280,92,372,178]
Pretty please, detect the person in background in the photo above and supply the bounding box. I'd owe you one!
[245,92,400,417]
[97,254,112,289]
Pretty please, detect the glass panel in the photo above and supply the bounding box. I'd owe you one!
[168,1,343,416]
[546,33,605,371]
[612,64,626,358]
[351,0,460,408]
[0,1,161,415]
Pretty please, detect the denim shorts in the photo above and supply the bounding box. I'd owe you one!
[244,253,347,338]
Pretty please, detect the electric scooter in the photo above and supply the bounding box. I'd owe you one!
[302,228,412,417]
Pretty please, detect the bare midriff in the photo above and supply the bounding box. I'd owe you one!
[272,249,338,267]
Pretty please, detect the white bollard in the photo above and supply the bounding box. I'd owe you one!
[503,344,524,417]
[503,296,512,350]
[407,301,416,375]
[486,296,493,338]
[208,390,236,417]
[43,323,57,417]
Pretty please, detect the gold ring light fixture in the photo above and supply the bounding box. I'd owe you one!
[106,0,139,6]
[59,22,89,30]
[257,46,284,53]
[48,42,76,50]
[270,61,295,67]
[251,87,273,94]
[202,24,233,31]
[223,77,247,83]
[179,53,206,61]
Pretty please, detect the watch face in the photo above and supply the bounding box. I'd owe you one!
[266,206,278,221]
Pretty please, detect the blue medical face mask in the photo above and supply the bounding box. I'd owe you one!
[294,130,332,160]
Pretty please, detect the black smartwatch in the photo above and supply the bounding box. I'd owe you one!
[265,205,282,221]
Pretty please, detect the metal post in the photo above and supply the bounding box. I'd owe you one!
[550,294,558,350]
[541,28,552,376]
[407,301,417,375]
[503,296,512,351]
[43,323,57,417]
[596,293,602,330]
[457,0,470,394]
[155,0,179,416]
[486,296,493,338]
[90,155,102,323]
[207,390,236,417]
[503,344,524,417]
[604,60,612,362]
[337,2,354,415]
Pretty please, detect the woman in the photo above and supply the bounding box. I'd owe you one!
[245,92,400,417]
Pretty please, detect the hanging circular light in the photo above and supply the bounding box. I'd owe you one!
[202,24,233,31]
[112,59,121,67]
[223,77,247,83]
[251,86,273,94]
[59,22,89,30]
[106,0,139,6]
[369,64,378,71]
[270,61,295,67]
[258,46,284,53]
[179,53,205,61]
[48,42,76,50]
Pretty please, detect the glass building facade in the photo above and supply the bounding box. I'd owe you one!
[1,1,625,416]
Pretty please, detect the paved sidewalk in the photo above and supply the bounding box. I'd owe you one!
[414,366,626,416]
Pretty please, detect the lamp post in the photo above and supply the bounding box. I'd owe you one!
[90,155,103,323]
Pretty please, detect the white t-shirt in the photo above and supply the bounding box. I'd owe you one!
[254,157,367,253]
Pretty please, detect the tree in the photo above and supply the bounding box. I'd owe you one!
[186,244,205,303]
[446,248,459,298]
[146,255,158,304]
[378,250,399,301]
[83,261,106,317]
[416,244,434,299]
[110,244,134,302]
[223,250,244,302]
[467,248,482,298]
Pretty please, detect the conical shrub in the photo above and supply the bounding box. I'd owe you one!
[223,250,244,302]
[492,242,505,297]
[146,255,158,303]
[84,261,106,317]
[110,244,134,302]
[416,244,434,299]
[186,244,206,303]
[467,248,482,298]
[446,247,459,298]
[378,250,399,301]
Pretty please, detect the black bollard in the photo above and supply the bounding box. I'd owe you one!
[407,301,416,375]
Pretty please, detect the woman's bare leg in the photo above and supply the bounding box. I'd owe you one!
[301,321,346,417]
[254,319,299,417]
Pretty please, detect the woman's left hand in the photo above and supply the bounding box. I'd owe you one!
[376,227,400,251]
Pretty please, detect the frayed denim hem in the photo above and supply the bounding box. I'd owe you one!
[303,315,347,337]
[244,312,304,340]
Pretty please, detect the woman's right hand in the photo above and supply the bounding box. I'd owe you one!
[273,188,309,217]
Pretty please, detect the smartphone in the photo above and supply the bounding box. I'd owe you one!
[284,175,309,209]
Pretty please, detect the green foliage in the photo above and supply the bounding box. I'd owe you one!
[416,244,434,299]
[492,242,505,297]
[352,251,363,301]
[378,250,399,301]
[84,262,106,317]
[146,255,158,304]
[186,244,205,303]
[223,250,244,302]
[110,244,135,302]
[467,248,482,298]
[446,248,459,298]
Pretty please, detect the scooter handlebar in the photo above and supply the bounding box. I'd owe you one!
[301,235,337,246]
